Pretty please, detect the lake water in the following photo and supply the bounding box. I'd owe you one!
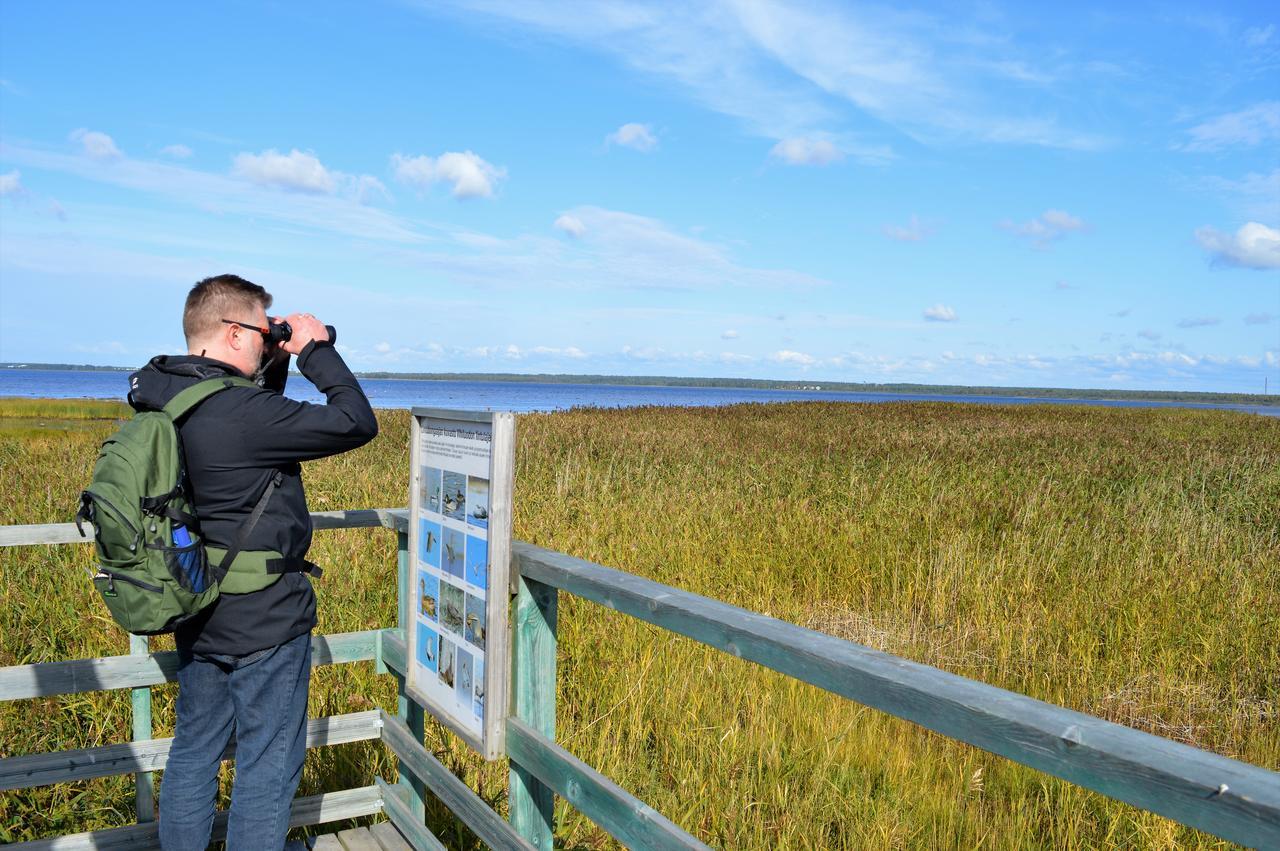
[1,368,1277,417]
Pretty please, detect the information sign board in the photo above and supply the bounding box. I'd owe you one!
[407,408,514,760]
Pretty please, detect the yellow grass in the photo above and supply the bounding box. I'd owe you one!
[0,398,1276,848]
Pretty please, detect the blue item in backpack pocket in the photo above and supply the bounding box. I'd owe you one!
[171,523,207,592]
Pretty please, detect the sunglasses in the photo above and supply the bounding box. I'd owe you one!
[221,318,293,344]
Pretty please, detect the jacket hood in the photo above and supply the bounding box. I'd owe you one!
[128,355,242,412]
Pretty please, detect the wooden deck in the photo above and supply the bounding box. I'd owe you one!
[308,821,413,850]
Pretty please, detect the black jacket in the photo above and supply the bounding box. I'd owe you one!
[128,341,377,655]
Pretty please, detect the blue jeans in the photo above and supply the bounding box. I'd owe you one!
[159,630,312,850]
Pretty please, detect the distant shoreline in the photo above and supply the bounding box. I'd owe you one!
[3,362,1277,407]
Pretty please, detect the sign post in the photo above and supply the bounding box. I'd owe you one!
[406,407,515,760]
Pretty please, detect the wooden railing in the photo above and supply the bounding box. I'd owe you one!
[2,511,1278,849]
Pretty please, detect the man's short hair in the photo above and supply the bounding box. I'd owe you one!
[183,275,273,344]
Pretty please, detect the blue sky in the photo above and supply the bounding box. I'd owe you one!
[1,1,1277,392]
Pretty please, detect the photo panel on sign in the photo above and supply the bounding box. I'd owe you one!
[465,534,487,589]
[442,471,467,522]
[443,527,465,579]
[473,658,484,719]
[422,467,442,513]
[416,623,439,673]
[441,582,465,636]
[457,647,474,703]
[464,592,485,651]
[417,571,439,623]
[467,476,489,529]
[419,518,442,569]
[438,637,456,688]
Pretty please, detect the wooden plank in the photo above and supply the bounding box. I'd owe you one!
[129,633,155,823]
[394,531,428,819]
[506,718,708,850]
[312,836,345,851]
[10,785,383,849]
[375,776,447,851]
[369,820,414,851]
[0,629,380,700]
[508,575,557,851]
[0,509,408,547]
[513,542,1280,850]
[379,710,535,851]
[336,827,383,850]
[2,710,382,790]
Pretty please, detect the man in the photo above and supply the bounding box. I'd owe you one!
[127,275,377,849]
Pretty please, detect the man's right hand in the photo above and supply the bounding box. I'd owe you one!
[281,313,330,355]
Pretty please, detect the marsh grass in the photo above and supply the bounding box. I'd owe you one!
[0,399,1276,848]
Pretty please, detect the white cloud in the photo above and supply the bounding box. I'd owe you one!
[1176,317,1221,329]
[773,349,816,365]
[233,148,336,193]
[923,303,957,322]
[160,144,193,159]
[1181,102,1280,152]
[1243,25,1275,47]
[721,329,739,339]
[421,2,1099,151]
[1195,222,1280,270]
[0,170,21,196]
[391,151,505,199]
[1000,208,1088,249]
[50,199,67,221]
[769,137,843,166]
[70,128,122,160]
[882,214,929,242]
[351,174,390,205]
[375,341,392,353]
[554,214,586,237]
[606,122,657,151]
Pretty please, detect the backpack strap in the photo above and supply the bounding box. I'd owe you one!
[162,375,256,421]
[211,469,283,584]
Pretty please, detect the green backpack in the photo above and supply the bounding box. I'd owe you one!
[76,376,281,635]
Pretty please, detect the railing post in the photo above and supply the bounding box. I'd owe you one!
[395,530,427,819]
[129,634,155,823]
[509,574,557,850]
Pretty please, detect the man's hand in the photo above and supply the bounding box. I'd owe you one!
[281,313,330,356]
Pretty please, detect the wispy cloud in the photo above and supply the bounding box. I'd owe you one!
[1180,101,1280,152]
[391,150,506,199]
[882,214,930,242]
[160,144,193,159]
[1195,222,1280,270]
[420,1,1102,151]
[70,128,122,160]
[1176,317,1221,329]
[0,170,22,197]
[553,213,586,237]
[606,122,658,151]
[772,349,817,365]
[769,137,843,166]
[1244,312,1274,325]
[923,303,957,322]
[1000,209,1088,249]
[1243,24,1275,47]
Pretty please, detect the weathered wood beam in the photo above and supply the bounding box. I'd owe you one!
[375,777,448,851]
[512,541,1280,850]
[379,709,535,851]
[0,630,380,700]
[506,718,708,850]
[1,710,382,790]
[0,508,409,547]
[8,784,384,849]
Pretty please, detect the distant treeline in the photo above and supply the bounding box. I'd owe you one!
[2,362,132,372]
[354,370,1280,406]
[5,363,1276,406]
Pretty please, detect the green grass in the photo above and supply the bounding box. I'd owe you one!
[1,400,1277,848]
